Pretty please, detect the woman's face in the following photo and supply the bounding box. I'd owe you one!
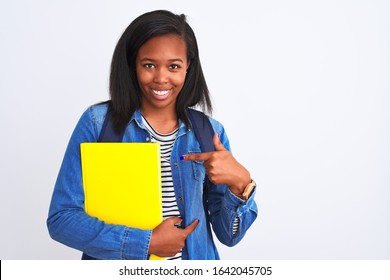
[136,34,189,114]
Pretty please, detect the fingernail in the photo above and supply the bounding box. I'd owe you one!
[180,155,185,161]
[197,219,200,223]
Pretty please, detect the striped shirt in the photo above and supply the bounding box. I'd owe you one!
[142,116,182,260]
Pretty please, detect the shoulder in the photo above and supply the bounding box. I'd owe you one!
[74,102,109,139]
[206,114,231,150]
[187,108,225,134]
[206,115,225,135]
[87,102,109,126]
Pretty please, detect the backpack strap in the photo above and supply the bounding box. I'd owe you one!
[187,108,215,242]
[97,109,125,142]
[187,108,215,153]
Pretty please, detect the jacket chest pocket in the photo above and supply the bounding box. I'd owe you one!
[188,150,206,182]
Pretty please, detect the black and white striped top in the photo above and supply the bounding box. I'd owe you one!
[142,116,182,260]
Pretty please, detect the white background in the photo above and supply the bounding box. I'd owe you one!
[0,0,389,260]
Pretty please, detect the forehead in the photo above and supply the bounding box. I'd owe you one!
[137,34,187,60]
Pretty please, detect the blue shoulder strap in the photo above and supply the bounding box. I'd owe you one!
[186,108,215,153]
[98,109,125,142]
[186,108,215,241]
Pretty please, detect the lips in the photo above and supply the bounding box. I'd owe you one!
[150,88,173,100]
[152,89,170,96]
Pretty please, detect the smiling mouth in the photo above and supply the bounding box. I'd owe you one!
[152,89,171,96]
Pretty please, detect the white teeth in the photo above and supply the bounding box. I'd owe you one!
[152,89,170,96]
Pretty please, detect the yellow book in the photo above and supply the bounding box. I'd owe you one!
[80,142,164,260]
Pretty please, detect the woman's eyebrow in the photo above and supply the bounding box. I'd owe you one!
[139,57,155,62]
[168,58,184,63]
[140,57,184,63]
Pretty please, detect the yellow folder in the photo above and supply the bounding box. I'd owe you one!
[80,142,164,260]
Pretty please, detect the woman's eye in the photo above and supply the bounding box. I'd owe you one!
[144,64,155,69]
[169,64,180,70]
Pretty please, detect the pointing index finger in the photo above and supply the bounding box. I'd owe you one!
[180,152,212,161]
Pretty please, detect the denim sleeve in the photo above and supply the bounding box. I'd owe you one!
[47,107,151,259]
[206,118,258,247]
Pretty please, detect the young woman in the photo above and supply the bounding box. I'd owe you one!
[47,10,258,260]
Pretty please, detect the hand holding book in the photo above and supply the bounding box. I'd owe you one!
[148,217,199,257]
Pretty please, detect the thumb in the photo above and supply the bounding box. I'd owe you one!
[213,133,227,151]
[182,219,199,236]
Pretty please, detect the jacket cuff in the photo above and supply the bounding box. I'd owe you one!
[224,186,257,214]
[121,228,152,259]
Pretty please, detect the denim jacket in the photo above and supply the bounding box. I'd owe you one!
[47,103,258,259]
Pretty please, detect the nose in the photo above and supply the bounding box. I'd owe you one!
[153,68,169,84]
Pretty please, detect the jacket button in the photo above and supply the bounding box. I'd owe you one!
[173,162,178,167]
[178,196,183,200]
[146,137,150,142]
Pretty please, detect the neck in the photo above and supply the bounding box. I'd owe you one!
[141,107,178,134]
